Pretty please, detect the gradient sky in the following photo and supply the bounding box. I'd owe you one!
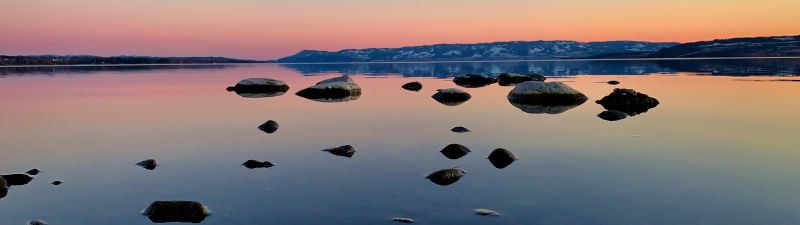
[1,0,799,59]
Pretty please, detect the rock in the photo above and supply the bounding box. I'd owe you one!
[508,101,583,114]
[597,110,628,121]
[451,126,470,133]
[488,148,518,169]
[322,145,356,158]
[401,81,423,91]
[453,74,496,88]
[431,88,471,106]
[296,75,361,102]
[227,78,289,98]
[136,159,158,170]
[607,80,620,85]
[498,73,545,86]
[258,120,279,134]
[26,169,40,176]
[28,220,47,225]
[0,176,7,199]
[242,160,274,169]
[392,217,415,223]
[595,88,659,116]
[1,174,33,186]
[51,181,63,186]
[440,144,471,159]
[142,201,211,223]
[507,81,588,106]
[473,208,500,217]
[425,167,466,186]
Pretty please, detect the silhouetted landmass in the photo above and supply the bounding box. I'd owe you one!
[583,35,800,59]
[0,55,263,66]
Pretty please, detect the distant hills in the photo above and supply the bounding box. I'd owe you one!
[273,41,679,63]
[0,55,263,66]
[585,35,800,59]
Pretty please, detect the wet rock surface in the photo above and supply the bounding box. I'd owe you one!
[137,159,158,170]
[296,75,362,102]
[142,201,211,223]
[401,81,423,91]
[488,148,518,169]
[258,120,279,134]
[507,81,588,106]
[322,145,356,158]
[596,88,660,116]
[425,167,466,186]
[453,74,497,88]
[242,160,274,169]
[440,144,471,159]
[498,73,546,86]
[227,78,289,98]
[431,88,471,106]
[1,174,34,186]
[597,110,628,121]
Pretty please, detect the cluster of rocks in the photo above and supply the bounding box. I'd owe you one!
[1,169,60,200]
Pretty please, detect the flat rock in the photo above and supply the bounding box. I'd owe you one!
[488,148,518,169]
[296,76,361,102]
[243,160,274,169]
[228,78,289,98]
[142,201,211,223]
[597,110,628,121]
[137,159,158,170]
[473,208,501,217]
[607,80,620,85]
[498,73,545,86]
[28,220,47,225]
[391,217,415,223]
[595,88,659,116]
[440,144,471,159]
[453,74,497,88]
[451,126,470,133]
[26,169,40,176]
[401,81,423,91]
[507,81,588,106]
[425,167,466,186]
[431,88,471,106]
[258,120,279,134]
[322,145,356,158]
[1,174,34,186]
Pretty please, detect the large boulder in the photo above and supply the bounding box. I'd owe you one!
[296,75,361,102]
[487,148,518,169]
[227,78,289,98]
[431,88,471,106]
[1,174,33,186]
[595,88,659,116]
[425,167,466,186]
[507,81,588,105]
[453,74,496,88]
[142,201,211,223]
[401,81,423,91]
[322,145,356,158]
[498,73,545,86]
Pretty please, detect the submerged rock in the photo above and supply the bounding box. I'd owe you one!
[401,81,423,91]
[597,110,628,121]
[607,80,620,85]
[453,74,497,88]
[498,73,545,86]
[488,148,518,169]
[440,144,471,159]
[392,217,415,223]
[595,88,660,116]
[28,220,47,225]
[425,167,466,186]
[227,78,289,98]
[242,160,274,169]
[26,169,40,176]
[507,81,588,105]
[258,120,279,134]
[322,145,356,158]
[296,75,362,102]
[431,88,471,106]
[51,181,63,186]
[136,159,158,170]
[451,126,471,133]
[1,174,34,186]
[473,208,501,217]
[142,201,211,223]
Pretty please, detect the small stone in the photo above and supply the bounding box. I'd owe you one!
[322,145,356,158]
[451,126,470,133]
[142,201,211,223]
[473,208,500,217]
[391,217,415,223]
[136,159,158,170]
[597,110,628,121]
[242,160,275,169]
[431,88,471,106]
[488,148,518,169]
[401,81,423,91]
[26,169,40,176]
[607,80,620,85]
[425,167,466,186]
[258,120,279,134]
[440,144,471,160]
[51,181,63,186]
[28,220,48,225]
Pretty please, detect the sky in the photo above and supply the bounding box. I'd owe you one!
[1,0,799,60]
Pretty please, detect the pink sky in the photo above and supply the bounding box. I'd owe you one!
[1,0,799,60]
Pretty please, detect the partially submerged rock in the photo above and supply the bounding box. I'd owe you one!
[28,220,47,225]
[488,148,518,169]
[258,120,279,134]
[392,217,415,223]
[142,201,211,223]
[440,144,471,159]
[498,73,545,86]
[607,80,620,85]
[597,110,628,121]
[26,169,40,176]
[508,101,583,114]
[401,81,423,91]
[431,88,471,106]
[137,159,158,170]
[595,88,659,116]
[51,181,63,186]
[425,167,466,186]
[0,176,7,199]
[296,75,361,102]
[507,81,588,105]
[451,126,470,133]
[1,174,33,186]
[473,208,500,217]
[453,74,497,88]
[227,78,289,98]
[242,160,274,169]
[322,145,356,158]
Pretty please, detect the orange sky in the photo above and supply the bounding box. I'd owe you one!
[1,0,798,59]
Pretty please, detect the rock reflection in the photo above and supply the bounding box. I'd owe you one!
[596,88,660,116]
[425,167,466,186]
[227,78,289,98]
[142,201,211,223]
[488,148,518,169]
[440,144,471,159]
[322,145,356,158]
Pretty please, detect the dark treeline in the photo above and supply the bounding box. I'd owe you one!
[0,55,264,66]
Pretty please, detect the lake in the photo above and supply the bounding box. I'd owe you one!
[1,59,800,225]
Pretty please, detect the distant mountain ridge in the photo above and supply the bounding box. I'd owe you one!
[0,55,263,66]
[274,40,679,63]
[584,35,800,59]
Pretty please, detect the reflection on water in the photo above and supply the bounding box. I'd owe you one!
[1,61,800,225]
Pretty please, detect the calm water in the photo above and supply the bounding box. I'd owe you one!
[1,59,800,225]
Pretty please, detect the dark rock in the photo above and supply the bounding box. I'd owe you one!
[242,160,274,169]
[451,126,470,133]
[136,159,158,170]
[607,80,620,85]
[440,144,471,159]
[228,78,289,98]
[51,181,62,186]
[296,75,361,102]
[322,145,356,158]
[26,169,40,176]
[488,148,518,169]
[431,88,471,106]
[392,217,415,223]
[401,81,423,91]
[507,81,588,106]
[425,167,466,186]
[28,220,47,225]
[473,209,500,217]
[453,74,497,88]
[142,201,211,223]
[595,88,660,116]
[0,176,7,199]
[1,174,34,186]
[498,73,545,86]
[597,110,628,121]
[258,120,279,134]
[508,101,583,114]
